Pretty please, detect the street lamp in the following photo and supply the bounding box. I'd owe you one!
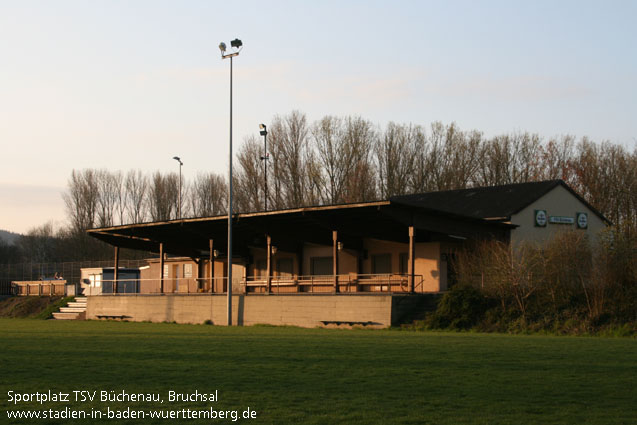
[219,38,242,326]
[259,124,268,211]
[172,156,183,219]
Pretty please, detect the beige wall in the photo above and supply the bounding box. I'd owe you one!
[415,242,442,292]
[361,239,406,274]
[302,243,358,276]
[249,247,300,277]
[361,239,442,292]
[139,257,242,294]
[511,185,607,245]
[87,294,395,328]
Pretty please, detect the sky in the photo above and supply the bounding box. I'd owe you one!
[1,0,636,234]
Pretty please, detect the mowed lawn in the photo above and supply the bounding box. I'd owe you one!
[0,319,635,425]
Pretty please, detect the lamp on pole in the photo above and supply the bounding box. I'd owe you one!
[219,38,242,326]
[259,124,268,211]
[172,156,183,219]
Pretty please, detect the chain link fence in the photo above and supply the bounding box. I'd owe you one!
[0,260,148,295]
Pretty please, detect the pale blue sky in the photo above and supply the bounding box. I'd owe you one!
[1,1,636,233]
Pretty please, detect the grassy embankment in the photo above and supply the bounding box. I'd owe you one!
[1,319,635,424]
[0,296,73,319]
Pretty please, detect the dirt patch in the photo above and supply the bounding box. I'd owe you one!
[0,296,64,318]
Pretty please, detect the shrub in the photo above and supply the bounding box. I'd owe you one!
[426,285,489,330]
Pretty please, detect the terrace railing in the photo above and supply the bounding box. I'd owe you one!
[11,280,67,296]
[92,273,425,295]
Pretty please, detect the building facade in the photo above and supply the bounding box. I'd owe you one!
[84,180,608,327]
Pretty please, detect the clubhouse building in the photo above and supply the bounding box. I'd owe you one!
[84,180,608,327]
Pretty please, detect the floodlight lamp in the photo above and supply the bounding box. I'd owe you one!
[259,123,266,130]
[230,38,242,49]
[218,42,227,53]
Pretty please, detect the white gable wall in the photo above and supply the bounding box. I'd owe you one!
[510,184,606,245]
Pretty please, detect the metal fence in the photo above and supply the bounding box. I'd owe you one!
[92,274,426,295]
[0,260,147,295]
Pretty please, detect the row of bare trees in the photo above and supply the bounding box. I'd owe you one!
[235,111,635,236]
[61,111,635,238]
[63,169,227,233]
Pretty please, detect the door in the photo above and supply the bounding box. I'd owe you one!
[172,264,180,292]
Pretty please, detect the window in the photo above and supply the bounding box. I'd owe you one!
[444,253,458,289]
[183,263,192,278]
[256,260,267,278]
[277,258,294,277]
[372,254,392,274]
[399,253,408,275]
[310,257,333,275]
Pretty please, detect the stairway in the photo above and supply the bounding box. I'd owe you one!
[52,297,87,320]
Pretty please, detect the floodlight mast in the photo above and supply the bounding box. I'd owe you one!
[219,38,242,326]
[172,156,183,218]
[259,124,268,211]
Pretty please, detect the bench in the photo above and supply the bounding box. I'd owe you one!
[320,320,376,327]
[96,315,130,320]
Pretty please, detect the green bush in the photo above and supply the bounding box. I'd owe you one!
[426,285,489,330]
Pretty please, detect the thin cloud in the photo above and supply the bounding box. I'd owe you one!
[422,74,595,101]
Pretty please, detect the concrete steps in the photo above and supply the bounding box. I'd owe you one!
[52,297,87,320]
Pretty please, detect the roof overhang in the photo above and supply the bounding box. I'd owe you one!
[88,200,514,258]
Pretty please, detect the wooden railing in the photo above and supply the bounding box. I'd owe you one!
[244,274,424,293]
[94,274,425,295]
[11,281,67,296]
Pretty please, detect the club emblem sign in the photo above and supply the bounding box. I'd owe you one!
[576,212,588,229]
[535,210,547,227]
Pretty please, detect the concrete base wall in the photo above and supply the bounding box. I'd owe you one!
[86,294,437,328]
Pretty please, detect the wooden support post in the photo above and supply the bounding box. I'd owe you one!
[266,235,272,294]
[333,231,339,293]
[209,239,214,293]
[113,246,120,294]
[194,258,200,292]
[408,226,415,293]
[159,243,165,293]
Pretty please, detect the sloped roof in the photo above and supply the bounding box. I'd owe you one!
[87,200,513,257]
[390,180,609,223]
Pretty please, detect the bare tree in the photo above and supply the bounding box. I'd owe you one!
[541,135,576,183]
[341,117,377,202]
[17,222,57,263]
[376,122,419,197]
[312,116,377,203]
[63,169,99,233]
[235,136,265,212]
[191,172,227,217]
[573,140,637,236]
[268,111,311,208]
[96,170,119,228]
[125,170,148,224]
[112,171,125,225]
[312,115,344,203]
[413,122,481,192]
[147,172,179,221]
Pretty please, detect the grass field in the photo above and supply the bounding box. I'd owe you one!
[0,319,635,424]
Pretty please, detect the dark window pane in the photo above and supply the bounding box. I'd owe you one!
[277,258,294,277]
[311,257,333,275]
[372,254,392,274]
